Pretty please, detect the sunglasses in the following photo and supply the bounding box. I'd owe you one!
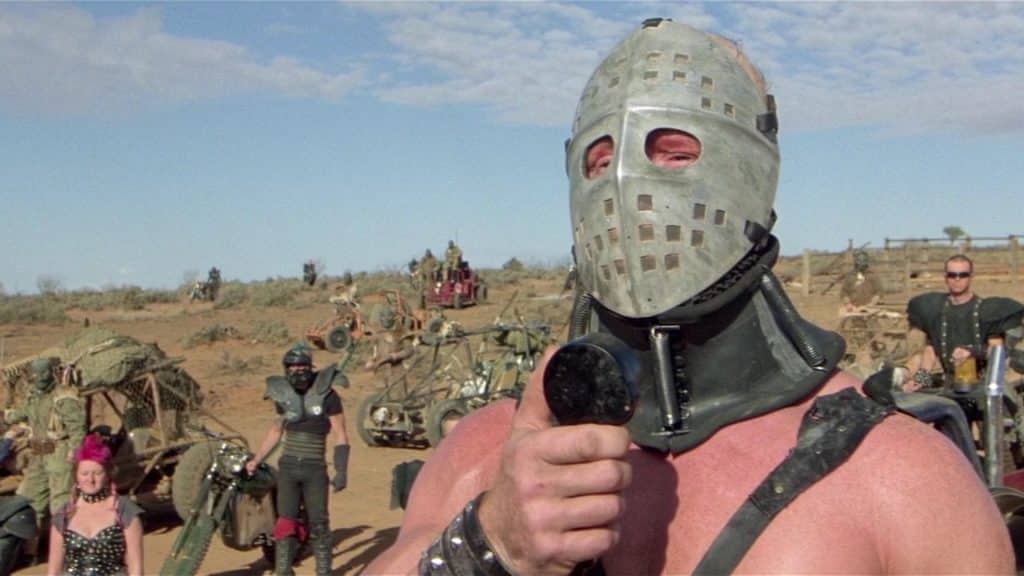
[945,271,971,279]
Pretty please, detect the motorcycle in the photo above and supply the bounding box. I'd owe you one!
[160,438,276,576]
[0,495,36,576]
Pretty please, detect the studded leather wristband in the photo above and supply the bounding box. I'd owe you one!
[912,369,933,387]
[419,492,514,576]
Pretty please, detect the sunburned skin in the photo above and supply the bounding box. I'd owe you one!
[584,129,702,180]
[364,352,1014,575]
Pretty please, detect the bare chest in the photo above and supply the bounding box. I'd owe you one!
[603,419,882,574]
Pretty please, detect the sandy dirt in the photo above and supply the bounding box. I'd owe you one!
[4,271,1022,575]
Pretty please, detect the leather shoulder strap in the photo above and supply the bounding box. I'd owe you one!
[693,387,892,575]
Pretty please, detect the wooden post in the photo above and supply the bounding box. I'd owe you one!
[904,242,912,296]
[1011,235,1020,282]
[802,250,811,297]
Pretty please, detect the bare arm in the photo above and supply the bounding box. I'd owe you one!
[365,401,513,574]
[245,419,283,474]
[123,516,144,576]
[46,524,64,576]
[329,412,349,447]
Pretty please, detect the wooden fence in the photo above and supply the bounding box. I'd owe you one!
[791,235,1023,297]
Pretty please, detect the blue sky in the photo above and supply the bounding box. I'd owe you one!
[2,2,1022,293]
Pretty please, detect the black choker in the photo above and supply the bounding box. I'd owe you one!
[81,487,110,504]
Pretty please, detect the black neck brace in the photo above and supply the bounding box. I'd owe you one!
[592,271,844,454]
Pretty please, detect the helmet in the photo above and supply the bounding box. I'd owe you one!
[29,357,59,393]
[282,344,313,370]
[853,250,870,272]
[566,18,779,318]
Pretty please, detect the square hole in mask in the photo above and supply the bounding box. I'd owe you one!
[639,224,654,242]
[665,253,680,270]
[691,230,704,247]
[637,195,653,211]
[693,203,706,220]
[666,225,681,242]
[614,259,626,275]
[640,255,656,271]
[714,209,726,225]
[604,198,614,216]
[608,228,619,244]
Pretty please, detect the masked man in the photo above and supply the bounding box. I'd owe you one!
[247,345,350,576]
[367,19,1011,575]
[9,358,85,518]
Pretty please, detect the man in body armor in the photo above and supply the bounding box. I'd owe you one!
[420,249,439,285]
[6,357,84,562]
[247,345,350,576]
[206,266,222,301]
[905,254,1024,391]
[367,19,1011,574]
[443,241,462,280]
[839,250,883,316]
[303,261,318,287]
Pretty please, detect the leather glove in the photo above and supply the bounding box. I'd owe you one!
[332,444,350,492]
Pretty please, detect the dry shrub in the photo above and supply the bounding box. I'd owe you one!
[213,351,265,374]
[250,282,300,308]
[214,284,248,309]
[249,320,291,345]
[182,324,243,349]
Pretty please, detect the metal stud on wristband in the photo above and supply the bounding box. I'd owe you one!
[419,492,514,576]
[912,369,933,387]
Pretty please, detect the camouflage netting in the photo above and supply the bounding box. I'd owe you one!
[63,327,202,412]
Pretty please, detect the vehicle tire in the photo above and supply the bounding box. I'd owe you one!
[357,392,387,447]
[159,513,217,576]
[425,399,469,448]
[991,486,1024,570]
[325,326,352,352]
[261,542,275,566]
[453,293,463,310]
[475,284,488,303]
[172,442,219,521]
[0,536,22,576]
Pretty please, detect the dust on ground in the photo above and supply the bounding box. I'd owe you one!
[3,271,1022,575]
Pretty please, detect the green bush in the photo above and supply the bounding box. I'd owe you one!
[213,284,248,309]
[250,282,300,308]
[0,296,68,325]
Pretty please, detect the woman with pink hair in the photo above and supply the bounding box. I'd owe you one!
[46,434,143,576]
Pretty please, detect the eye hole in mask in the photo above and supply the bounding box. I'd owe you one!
[584,135,615,180]
[645,128,701,169]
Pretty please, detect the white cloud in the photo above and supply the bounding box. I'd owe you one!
[4,2,1022,134]
[358,2,665,125]
[725,3,1024,134]
[0,5,365,117]
[360,2,1024,134]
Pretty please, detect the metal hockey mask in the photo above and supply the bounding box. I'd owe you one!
[566,18,780,319]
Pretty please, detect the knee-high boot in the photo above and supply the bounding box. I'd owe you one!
[274,537,297,576]
[310,521,332,576]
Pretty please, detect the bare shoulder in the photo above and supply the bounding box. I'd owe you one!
[845,411,1014,573]
[364,399,516,574]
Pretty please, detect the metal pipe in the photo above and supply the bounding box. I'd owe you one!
[649,326,681,432]
[984,344,1008,487]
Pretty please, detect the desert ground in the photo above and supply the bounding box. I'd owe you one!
[3,261,1023,575]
